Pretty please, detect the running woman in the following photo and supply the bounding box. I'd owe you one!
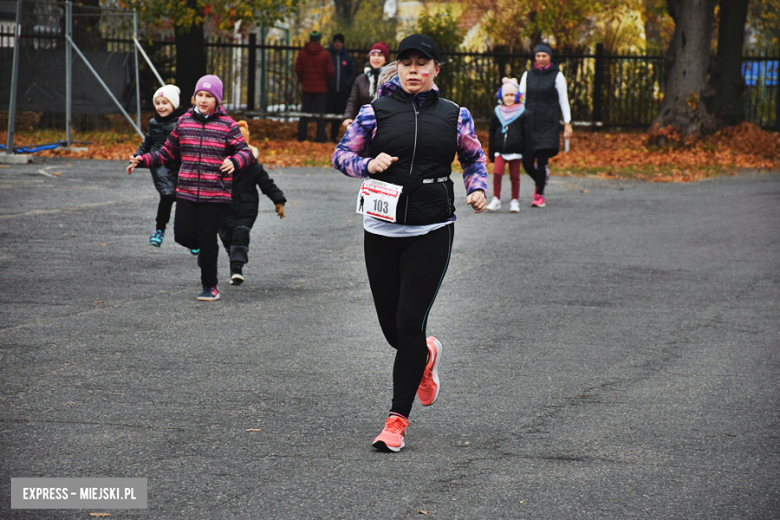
[332,34,488,452]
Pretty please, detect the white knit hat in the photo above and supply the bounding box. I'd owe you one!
[153,84,181,109]
[501,77,520,94]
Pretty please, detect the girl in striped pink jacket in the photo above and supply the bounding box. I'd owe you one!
[128,75,255,301]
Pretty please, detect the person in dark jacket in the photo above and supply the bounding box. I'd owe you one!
[129,84,183,247]
[486,77,532,213]
[332,34,488,453]
[519,43,572,208]
[342,42,390,127]
[326,34,356,142]
[295,31,335,143]
[219,121,286,286]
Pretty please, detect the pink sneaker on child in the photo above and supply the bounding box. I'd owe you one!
[532,193,546,208]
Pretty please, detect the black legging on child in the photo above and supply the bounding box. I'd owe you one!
[523,148,555,196]
[363,224,454,419]
[156,194,176,232]
[174,199,228,288]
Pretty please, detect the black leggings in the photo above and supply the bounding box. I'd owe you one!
[364,225,454,418]
[523,149,555,196]
[173,199,228,288]
[156,194,176,232]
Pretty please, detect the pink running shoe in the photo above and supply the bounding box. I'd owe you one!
[532,193,546,208]
[372,415,409,452]
[417,337,442,406]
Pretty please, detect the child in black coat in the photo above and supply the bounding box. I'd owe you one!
[486,77,532,213]
[219,121,287,285]
[129,84,184,246]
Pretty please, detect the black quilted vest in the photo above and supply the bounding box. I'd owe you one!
[368,87,459,225]
[525,62,562,154]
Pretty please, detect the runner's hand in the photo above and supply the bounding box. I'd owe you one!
[467,190,487,213]
[367,153,398,174]
[220,158,235,174]
[342,119,353,127]
[564,123,573,139]
[275,204,285,219]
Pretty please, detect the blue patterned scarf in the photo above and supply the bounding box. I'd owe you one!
[495,104,525,133]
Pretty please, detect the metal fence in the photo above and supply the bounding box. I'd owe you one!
[134,41,665,126]
[2,7,779,131]
[742,47,779,128]
[0,1,141,124]
[418,45,667,127]
[121,39,780,129]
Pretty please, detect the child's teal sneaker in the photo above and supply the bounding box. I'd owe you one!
[149,230,164,247]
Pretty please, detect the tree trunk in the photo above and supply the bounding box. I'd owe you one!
[707,0,750,126]
[334,0,362,25]
[651,0,718,137]
[175,22,207,108]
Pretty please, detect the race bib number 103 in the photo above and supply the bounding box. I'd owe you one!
[356,179,403,223]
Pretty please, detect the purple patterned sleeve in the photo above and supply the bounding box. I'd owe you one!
[457,107,488,195]
[332,105,376,178]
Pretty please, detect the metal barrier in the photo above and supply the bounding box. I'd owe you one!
[1,0,170,154]
[64,2,141,139]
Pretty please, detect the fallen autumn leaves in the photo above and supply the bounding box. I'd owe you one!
[2,120,778,182]
[553,122,780,182]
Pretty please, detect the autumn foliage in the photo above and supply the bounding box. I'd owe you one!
[2,118,778,182]
[547,122,779,182]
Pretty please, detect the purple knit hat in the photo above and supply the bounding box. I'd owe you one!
[194,75,223,105]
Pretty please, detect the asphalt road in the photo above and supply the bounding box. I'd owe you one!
[1,158,779,519]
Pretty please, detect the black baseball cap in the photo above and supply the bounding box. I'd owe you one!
[397,34,441,62]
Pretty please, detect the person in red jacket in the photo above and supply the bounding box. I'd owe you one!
[295,31,335,143]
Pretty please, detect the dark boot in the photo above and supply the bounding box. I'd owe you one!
[230,262,244,286]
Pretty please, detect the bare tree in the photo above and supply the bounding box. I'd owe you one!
[130,0,297,105]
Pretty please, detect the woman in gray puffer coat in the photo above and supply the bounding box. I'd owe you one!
[342,42,390,127]
[131,85,184,247]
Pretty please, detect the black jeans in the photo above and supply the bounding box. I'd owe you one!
[363,225,454,418]
[327,90,349,142]
[297,92,328,143]
[173,199,228,287]
[523,149,555,196]
[155,193,176,232]
[218,224,251,266]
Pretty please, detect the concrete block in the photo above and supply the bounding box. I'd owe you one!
[0,153,33,164]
